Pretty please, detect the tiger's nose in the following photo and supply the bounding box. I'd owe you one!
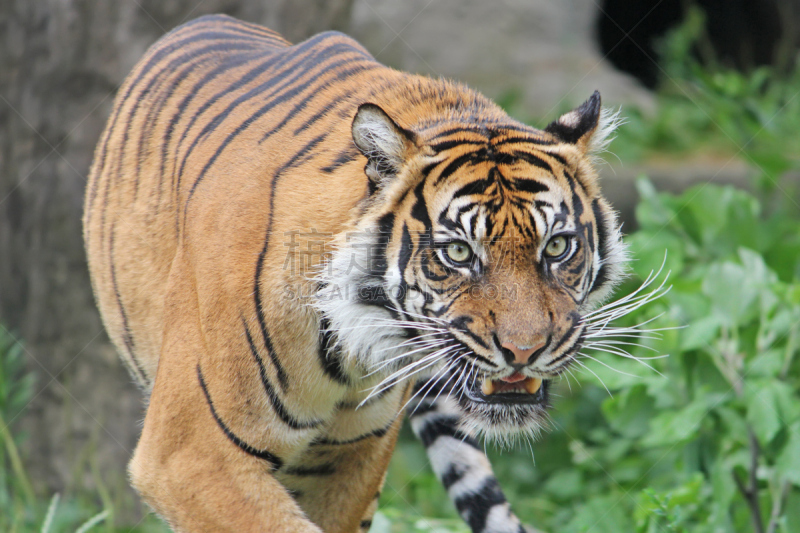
[501,338,547,366]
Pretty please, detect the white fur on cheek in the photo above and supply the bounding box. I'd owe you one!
[314,226,410,372]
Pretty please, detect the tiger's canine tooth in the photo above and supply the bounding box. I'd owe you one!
[481,379,495,396]
[524,377,543,394]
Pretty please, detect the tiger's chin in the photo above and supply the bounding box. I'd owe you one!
[454,372,553,444]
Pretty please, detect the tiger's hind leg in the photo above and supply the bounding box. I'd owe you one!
[407,380,534,533]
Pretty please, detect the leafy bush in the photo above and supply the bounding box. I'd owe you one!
[613,6,800,193]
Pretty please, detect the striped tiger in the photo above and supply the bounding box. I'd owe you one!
[83,14,627,533]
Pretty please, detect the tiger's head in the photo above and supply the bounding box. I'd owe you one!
[317,91,627,439]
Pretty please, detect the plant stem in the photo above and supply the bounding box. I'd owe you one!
[766,481,789,533]
[0,410,35,506]
[733,429,765,533]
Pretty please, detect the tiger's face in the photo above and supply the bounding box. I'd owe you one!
[319,92,626,438]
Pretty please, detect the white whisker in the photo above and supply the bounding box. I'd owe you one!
[364,341,452,376]
[387,306,450,325]
[585,339,660,352]
[578,352,641,378]
[573,359,612,397]
[400,358,457,412]
[361,345,459,404]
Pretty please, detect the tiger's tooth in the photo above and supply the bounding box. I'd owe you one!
[525,377,543,394]
[481,379,495,396]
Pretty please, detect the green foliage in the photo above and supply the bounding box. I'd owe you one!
[614,6,800,195]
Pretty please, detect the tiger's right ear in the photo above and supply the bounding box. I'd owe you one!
[352,103,417,190]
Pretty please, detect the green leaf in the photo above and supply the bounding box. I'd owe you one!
[680,314,722,351]
[776,421,800,486]
[738,248,777,287]
[602,385,655,439]
[702,261,759,327]
[641,399,708,447]
[745,380,784,445]
[563,495,634,533]
[543,470,583,500]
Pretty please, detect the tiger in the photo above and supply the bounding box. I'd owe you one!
[83,13,627,533]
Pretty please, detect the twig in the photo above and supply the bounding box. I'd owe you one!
[766,481,790,533]
[733,429,765,533]
[0,410,36,507]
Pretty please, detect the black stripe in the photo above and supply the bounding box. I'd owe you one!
[547,319,583,368]
[397,223,413,297]
[430,139,486,152]
[372,212,395,278]
[318,317,352,385]
[544,150,568,166]
[251,131,330,391]
[184,51,364,210]
[294,88,356,135]
[566,173,586,220]
[410,181,432,229]
[552,312,580,353]
[258,62,373,143]
[591,199,610,292]
[96,30,255,238]
[243,320,322,429]
[416,415,480,450]
[254,245,289,390]
[510,150,553,173]
[311,420,394,446]
[108,223,147,386]
[494,135,557,147]
[197,364,282,470]
[434,150,485,184]
[440,463,466,490]
[407,399,439,416]
[183,15,290,41]
[427,125,484,140]
[172,49,284,192]
[511,178,549,195]
[419,248,449,283]
[117,30,264,187]
[453,478,508,533]
[283,464,336,476]
[321,147,359,173]
[251,124,330,392]
[451,178,492,199]
[449,316,489,350]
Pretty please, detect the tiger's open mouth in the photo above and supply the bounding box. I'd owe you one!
[465,372,549,405]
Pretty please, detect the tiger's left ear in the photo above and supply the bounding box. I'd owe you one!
[352,103,418,190]
[545,91,618,155]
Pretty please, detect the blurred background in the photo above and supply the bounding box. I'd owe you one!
[1,0,799,531]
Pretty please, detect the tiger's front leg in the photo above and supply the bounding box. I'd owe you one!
[128,262,326,532]
[408,380,531,533]
[280,434,400,533]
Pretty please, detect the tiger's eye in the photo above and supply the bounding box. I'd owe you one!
[446,242,472,263]
[544,235,569,258]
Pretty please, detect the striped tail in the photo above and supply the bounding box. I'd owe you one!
[407,380,539,533]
